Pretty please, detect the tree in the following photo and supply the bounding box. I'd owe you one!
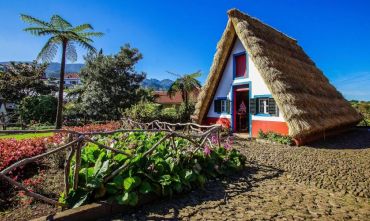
[19,95,57,124]
[21,14,103,129]
[167,71,201,115]
[74,45,146,120]
[0,61,56,103]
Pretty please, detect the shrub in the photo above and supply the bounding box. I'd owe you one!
[177,102,195,122]
[124,102,161,123]
[60,132,246,208]
[19,95,57,124]
[257,130,293,145]
[160,107,178,123]
[124,102,196,123]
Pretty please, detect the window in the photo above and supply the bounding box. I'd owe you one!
[258,98,269,114]
[214,99,230,114]
[235,53,246,78]
[250,97,278,116]
[220,100,227,113]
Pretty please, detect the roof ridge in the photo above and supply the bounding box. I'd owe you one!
[227,8,297,42]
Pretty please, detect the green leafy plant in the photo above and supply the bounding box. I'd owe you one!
[60,132,245,208]
[257,130,293,145]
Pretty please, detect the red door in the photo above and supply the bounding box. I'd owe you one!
[233,88,249,133]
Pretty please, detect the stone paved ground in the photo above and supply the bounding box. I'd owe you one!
[242,128,370,198]
[104,128,370,221]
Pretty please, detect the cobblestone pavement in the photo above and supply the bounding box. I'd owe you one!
[240,128,370,198]
[105,129,370,221]
[107,165,370,221]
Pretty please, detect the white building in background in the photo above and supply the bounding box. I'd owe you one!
[64,73,81,88]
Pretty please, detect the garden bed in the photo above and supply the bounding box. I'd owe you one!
[0,122,122,221]
[0,121,246,221]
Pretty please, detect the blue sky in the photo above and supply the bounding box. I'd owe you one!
[0,0,369,100]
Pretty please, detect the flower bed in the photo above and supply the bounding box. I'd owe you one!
[60,132,245,208]
[0,122,122,176]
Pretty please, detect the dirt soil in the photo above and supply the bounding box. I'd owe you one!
[0,158,64,221]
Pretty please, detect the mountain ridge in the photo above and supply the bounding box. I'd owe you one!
[1,61,174,90]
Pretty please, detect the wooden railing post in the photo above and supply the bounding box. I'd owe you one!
[73,138,83,190]
[64,134,75,196]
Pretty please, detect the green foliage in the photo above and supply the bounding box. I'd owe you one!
[123,102,161,123]
[351,100,370,126]
[124,101,196,123]
[167,71,201,117]
[160,107,178,122]
[69,45,146,121]
[60,132,246,208]
[20,14,103,63]
[136,88,158,103]
[21,13,103,128]
[258,130,293,145]
[0,62,56,103]
[19,95,58,124]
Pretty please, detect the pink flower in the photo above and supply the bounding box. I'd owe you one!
[210,134,218,144]
[224,142,231,150]
[203,146,212,156]
[227,137,234,145]
[223,137,233,150]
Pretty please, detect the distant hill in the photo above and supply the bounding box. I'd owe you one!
[46,63,84,78]
[0,61,84,78]
[142,78,173,90]
[1,61,175,90]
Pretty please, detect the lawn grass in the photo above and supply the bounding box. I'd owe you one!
[0,132,54,140]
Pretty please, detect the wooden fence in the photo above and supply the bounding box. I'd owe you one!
[0,112,27,130]
[0,119,221,207]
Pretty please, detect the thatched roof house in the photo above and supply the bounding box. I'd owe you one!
[193,9,362,145]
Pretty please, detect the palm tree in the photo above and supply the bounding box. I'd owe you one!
[167,71,201,114]
[21,14,103,129]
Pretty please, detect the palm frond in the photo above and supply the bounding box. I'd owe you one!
[36,29,63,36]
[37,37,59,62]
[23,27,55,36]
[20,14,51,27]
[79,32,104,38]
[188,71,202,79]
[51,15,72,30]
[66,42,77,62]
[167,81,181,98]
[166,71,182,78]
[75,38,97,53]
[70,24,93,32]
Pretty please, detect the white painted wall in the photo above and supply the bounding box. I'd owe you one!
[206,37,284,122]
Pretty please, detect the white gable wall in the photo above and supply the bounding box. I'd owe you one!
[206,37,285,122]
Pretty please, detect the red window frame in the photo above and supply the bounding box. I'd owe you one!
[235,53,246,78]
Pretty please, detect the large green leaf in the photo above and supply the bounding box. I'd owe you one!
[113,154,128,163]
[139,181,152,194]
[97,160,110,177]
[123,176,141,191]
[123,177,135,191]
[121,191,139,206]
[112,175,124,187]
[159,175,172,186]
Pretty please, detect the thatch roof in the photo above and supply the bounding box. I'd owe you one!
[193,9,362,140]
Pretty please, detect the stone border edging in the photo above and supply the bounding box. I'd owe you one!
[31,195,157,221]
